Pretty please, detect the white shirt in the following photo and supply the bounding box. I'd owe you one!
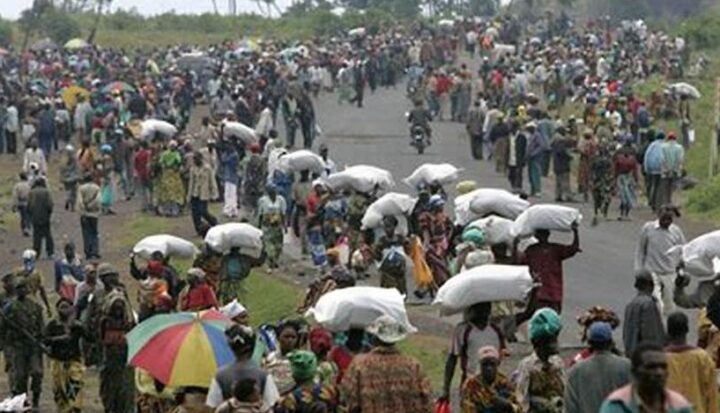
[5,106,18,133]
[205,375,279,410]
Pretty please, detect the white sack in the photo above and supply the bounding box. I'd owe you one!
[325,165,394,193]
[468,188,529,219]
[133,235,198,259]
[361,193,417,229]
[668,82,701,99]
[454,188,484,226]
[140,119,177,139]
[404,163,461,188]
[667,230,720,278]
[222,121,259,144]
[278,150,325,173]
[510,204,582,238]
[305,286,416,332]
[468,215,515,245]
[204,223,264,257]
[433,264,533,316]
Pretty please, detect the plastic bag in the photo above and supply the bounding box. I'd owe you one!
[433,264,533,316]
[510,204,582,238]
[204,223,264,256]
[404,163,461,189]
[305,286,417,332]
[325,165,395,193]
[278,150,325,174]
[468,189,529,219]
[409,237,434,289]
[132,235,198,259]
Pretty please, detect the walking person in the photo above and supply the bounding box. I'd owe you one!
[98,289,136,413]
[576,128,598,202]
[643,132,664,211]
[5,98,18,155]
[600,342,692,413]
[341,315,433,413]
[133,141,153,212]
[220,141,240,218]
[564,322,631,413]
[187,152,219,236]
[551,125,576,202]
[507,121,527,192]
[635,205,685,315]
[11,172,32,236]
[44,297,87,413]
[461,346,519,413]
[590,144,613,226]
[60,145,80,211]
[77,174,102,260]
[257,185,287,272]
[657,132,684,207]
[665,312,717,413]
[3,278,45,408]
[615,143,640,220]
[27,176,54,259]
[466,100,485,160]
[526,121,547,197]
[623,272,666,357]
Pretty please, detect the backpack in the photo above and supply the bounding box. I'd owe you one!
[379,246,406,275]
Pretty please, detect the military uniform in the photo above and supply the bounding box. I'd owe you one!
[4,296,44,402]
[0,284,15,391]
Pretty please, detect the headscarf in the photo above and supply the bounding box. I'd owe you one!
[529,308,562,343]
[461,227,486,247]
[309,326,333,355]
[287,350,318,382]
[577,306,620,342]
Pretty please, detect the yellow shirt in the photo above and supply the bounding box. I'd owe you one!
[666,345,718,413]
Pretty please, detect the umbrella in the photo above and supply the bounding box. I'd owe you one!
[64,38,89,50]
[101,81,136,94]
[127,310,234,387]
[61,85,90,109]
[30,38,58,52]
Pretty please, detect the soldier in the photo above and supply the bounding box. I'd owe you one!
[0,273,17,392]
[3,277,45,408]
[16,249,52,316]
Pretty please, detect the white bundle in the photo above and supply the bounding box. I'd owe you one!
[667,230,720,278]
[361,193,417,229]
[133,235,198,259]
[278,150,325,174]
[325,165,394,193]
[140,119,177,139]
[204,223,264,257]
[668,82,701,99]
[404,163,461,189]
[511,204,582,238]
[454,188,484,226]
[222,121,259,144]
[468,215,515,246]
[305,286,416,332]
[0,393,29,412]
[468,188,529,219]
[433,264,533,316]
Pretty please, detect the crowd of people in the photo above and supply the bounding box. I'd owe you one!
[0,9,716,413]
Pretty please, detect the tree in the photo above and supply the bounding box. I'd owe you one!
[0,19,12,46]
[43,8,82,43]
[18,0,52,50]
[87,0,112,44]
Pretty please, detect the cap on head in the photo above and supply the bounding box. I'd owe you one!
[587,321,613,343]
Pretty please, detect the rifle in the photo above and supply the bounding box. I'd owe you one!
[0,306,50,355]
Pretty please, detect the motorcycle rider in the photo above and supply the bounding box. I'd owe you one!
[407,99,433,146]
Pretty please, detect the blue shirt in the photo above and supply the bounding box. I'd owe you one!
[643,140,663,174]
[220,150,239,184]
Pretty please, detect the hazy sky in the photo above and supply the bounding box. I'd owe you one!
[2,0,292,20]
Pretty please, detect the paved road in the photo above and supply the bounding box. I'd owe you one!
[300,79,704,345]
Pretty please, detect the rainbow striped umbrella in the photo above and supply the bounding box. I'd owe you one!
[126,310,235,387]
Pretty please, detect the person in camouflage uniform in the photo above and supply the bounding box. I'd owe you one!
[15,249,52,316]
[0,273,17,392]
[3,277,45,408]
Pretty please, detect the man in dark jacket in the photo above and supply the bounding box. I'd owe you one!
[27,177,54,258]
[623,271,665,357]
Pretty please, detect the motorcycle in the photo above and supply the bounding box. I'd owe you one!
[410,124,427,155]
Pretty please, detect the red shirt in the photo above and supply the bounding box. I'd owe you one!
[133,149,152,180]
[521,242,579,303]
[436,75,452,95]
[180,283,218,311]
[329,345,355,384]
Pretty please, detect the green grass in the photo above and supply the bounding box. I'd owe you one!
[244,271,304,326]
[398,334,448,389]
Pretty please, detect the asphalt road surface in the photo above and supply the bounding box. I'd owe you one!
[303,80,704,346]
